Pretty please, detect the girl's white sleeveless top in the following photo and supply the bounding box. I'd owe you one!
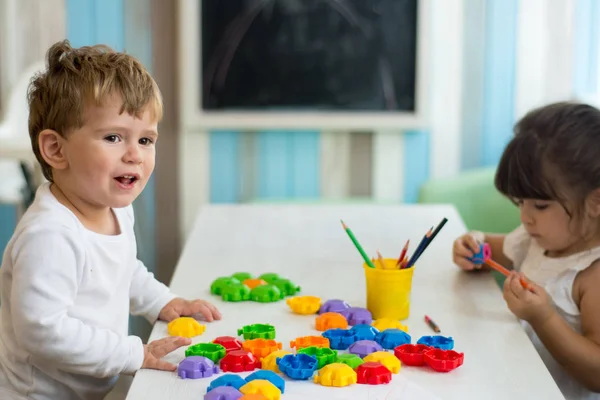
[504,225,600,400]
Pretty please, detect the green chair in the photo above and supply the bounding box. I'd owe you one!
[417,167,520,287]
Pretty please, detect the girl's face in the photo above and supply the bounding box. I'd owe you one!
[517,198,596,257]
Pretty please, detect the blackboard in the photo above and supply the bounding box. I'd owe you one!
[201,0,418,112]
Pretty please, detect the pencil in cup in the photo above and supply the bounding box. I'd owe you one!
[364,258,415,320]
[341,220,376,269]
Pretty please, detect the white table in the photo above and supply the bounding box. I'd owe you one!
[126,204,564,400]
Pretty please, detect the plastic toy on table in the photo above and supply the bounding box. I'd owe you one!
[213,336,243,353]
[340,307,373,325]
[239,379,281,400]
[186,343,227,363]
[204,386,243,400]
[315,312,348,331]
[238,324,276,340]
[417,335,454,350]
[258,273,281,283]
[210,277,242,295]
[243,278,268,289]
[289,335,329,350]
[318,299,351,314]
[335,353,365,369]
[207,374,248,392]
[314,363,357,387]
[178,356,218,379]
[363,351,401,374]
[423,349,464,372]
[245,370,285,393]
[321,328,358,350]
[348,340,383,358]
[221,283,251,302]
[220,350,261,372]
[394,344,432,366]
[167,317,205,338]
[349,324,380,341]
[356,362,392,385]
[242,339,282,360]
[286,296,321,315]
[297,346,337,369]
[375,329,411,350]
[276,353,318,380]
[261,350,292,373]
[250,284,284,302]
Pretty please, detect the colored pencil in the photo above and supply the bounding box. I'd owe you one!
[417,218,448,256]
[376,250,386,269]
[424,315,441,333]
[485,258,532,290]
[404,228,432,269]
[396,240,410,267]
[341,220,376,269]
[405,218,448,269]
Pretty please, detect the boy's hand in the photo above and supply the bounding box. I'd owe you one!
[142,336,191,371]
[452,233,482,270]
[503,271,554,326]
[158,297,222,322]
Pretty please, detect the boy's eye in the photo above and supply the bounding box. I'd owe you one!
[104,134,120,143]
[139,137,154,146]
[534,204,549,210]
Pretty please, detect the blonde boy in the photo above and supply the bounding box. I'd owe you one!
[0,40,221,400]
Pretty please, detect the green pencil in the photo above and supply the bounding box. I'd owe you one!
[341,220,376,268]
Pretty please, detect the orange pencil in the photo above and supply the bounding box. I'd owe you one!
[376,250,386,269]
[485,258,531,290]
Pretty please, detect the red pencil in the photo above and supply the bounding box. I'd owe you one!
[425,315,441,333]
[396,240,410,267]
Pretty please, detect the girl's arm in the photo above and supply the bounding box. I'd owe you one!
[530,262,600,392]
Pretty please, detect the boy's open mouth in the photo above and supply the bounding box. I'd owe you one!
[115,175,139,185]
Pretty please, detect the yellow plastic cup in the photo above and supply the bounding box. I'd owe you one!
[364,258,415,320]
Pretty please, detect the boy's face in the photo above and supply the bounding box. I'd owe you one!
[61,97,158,209]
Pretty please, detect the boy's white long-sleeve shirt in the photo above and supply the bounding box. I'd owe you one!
[0,183,176,400]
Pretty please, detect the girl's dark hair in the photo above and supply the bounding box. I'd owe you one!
[495,101,600,217]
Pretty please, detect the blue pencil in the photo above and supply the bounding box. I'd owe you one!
[404,228,432,269]
[406,218,448,269]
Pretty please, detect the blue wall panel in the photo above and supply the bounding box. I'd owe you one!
[481,0,518,166]
[210,131,241,203]
[289,130,320,198]
[573,0,599,97]
[403,130,430,203]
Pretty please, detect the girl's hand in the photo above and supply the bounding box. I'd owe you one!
[452,233,482,271]
[142,336,191,371]
[503,271,554,325]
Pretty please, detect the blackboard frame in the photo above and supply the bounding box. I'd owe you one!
[179,0,430,130]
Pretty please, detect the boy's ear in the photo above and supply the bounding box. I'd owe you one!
[38,129,68,171]
[586,188,600,218]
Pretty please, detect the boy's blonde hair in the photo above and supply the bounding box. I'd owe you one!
[28,39,163,181]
